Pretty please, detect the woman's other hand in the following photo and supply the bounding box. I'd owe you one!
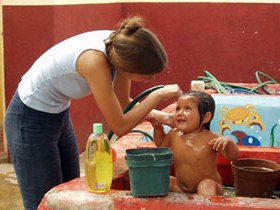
[156,84,182,101]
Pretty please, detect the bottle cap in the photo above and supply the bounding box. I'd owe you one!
[191,80,205,91]
[93,123,103,134]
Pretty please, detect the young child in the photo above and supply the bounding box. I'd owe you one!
[149,91,240,196]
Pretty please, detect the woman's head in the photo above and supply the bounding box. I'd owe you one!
[180,91,215,130]
[105,16,168,76]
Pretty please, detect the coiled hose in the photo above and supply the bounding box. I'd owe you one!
[198,70,278,95]
[107,85,164,142]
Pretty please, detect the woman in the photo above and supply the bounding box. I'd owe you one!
[4,16,181,210]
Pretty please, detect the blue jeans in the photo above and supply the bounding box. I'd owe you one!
[4,91,80,210]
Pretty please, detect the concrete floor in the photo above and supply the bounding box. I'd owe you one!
[0,153,86,210]
[0,161,23,210]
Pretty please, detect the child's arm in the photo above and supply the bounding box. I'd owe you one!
[146,109,175,128]
[149,118,171,147]
[209,135,240,161]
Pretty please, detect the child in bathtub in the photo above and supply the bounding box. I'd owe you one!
[149,91,240,195]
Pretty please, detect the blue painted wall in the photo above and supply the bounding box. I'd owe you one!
[211,94,280,147]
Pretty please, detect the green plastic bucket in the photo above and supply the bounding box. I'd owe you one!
[126,147,173,197]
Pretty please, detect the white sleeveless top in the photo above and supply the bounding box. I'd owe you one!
[18,30,112,113]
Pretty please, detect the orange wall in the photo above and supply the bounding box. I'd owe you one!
[3,3,280,152]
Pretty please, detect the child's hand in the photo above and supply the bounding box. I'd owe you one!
[146,110,174,128]
[148,117,163,130]
[209,136,240,160]
[147,114,167,147]
[209,136,231,151]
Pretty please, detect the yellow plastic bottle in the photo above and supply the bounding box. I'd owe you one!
[85,123,113,193]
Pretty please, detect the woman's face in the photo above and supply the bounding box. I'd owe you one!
[174,95,201,133]
[118,70,157,82]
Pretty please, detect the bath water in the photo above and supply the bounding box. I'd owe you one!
[85,123,113,193]
[241,166,274,172]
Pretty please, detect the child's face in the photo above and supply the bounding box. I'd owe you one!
[174,95,201,133]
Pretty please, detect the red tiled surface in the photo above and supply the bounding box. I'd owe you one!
[38,102,280,209]
[38,177,280,210]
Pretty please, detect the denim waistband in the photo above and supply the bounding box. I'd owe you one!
[9,90,69,120]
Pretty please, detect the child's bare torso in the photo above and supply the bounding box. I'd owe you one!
[170,129,222,193]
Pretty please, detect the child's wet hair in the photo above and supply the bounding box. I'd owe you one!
[180,91,215,130]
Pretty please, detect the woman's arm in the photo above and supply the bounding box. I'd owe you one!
[113,70,132,110]
[77,50,181,137]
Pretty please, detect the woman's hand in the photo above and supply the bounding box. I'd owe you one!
[155,84,182,101]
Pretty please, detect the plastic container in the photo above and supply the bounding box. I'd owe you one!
[85,123,113,193]
[231,158,280,198]
[126,147,173,197]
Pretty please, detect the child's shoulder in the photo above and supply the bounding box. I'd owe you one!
[202,130,220,140]
[209,130,220,138]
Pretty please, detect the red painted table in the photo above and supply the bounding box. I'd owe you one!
[38,103,280,210]
[38,176,280,210]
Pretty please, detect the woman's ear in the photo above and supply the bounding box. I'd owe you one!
[202,111,212,124]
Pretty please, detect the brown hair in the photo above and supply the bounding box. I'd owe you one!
[105,16,168,75]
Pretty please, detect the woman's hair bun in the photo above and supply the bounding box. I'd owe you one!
[117,16,145,35]
[107,15,167,75]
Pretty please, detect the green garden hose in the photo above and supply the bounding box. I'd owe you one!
[198,70,278,95]
[254,71,278,95]
[107,85,164,141]
[109,129,153,143]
